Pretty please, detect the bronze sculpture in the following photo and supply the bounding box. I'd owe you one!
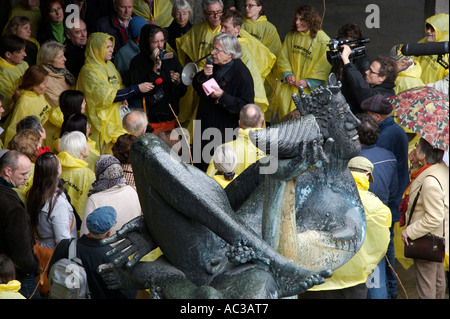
[98,74,366,299]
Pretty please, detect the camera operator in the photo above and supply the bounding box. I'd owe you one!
[128,24,187,134]
[340,45,397,114]
[329,23,371,113]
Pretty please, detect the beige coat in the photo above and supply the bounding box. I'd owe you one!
[42,65,71,108]
[80,184,142,237]
[405,162,449,251]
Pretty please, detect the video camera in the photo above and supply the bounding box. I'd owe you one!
[327,37,370,65]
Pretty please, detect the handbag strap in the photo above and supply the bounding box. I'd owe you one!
[407,175,444,237]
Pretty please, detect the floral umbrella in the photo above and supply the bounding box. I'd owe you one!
[388,86,449,152]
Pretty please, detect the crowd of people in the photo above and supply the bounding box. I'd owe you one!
[0,0,448,300]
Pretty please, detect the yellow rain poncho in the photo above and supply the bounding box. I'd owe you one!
[310,171,391,291]
[76,33,125,152]
[213,174,238,189]
[241,16,282,118]
[394,61,425,95]
[54,136,99,171]
[0,57,28,119]
[238,38,269,113]
[206,128,265,177]
[417,14,449,84]
[0,280,25,299]
[273,30,331,120]
[176,21,221,126]
[3,90,50,148]
[238,29,276,113]
[133,0,173,27]
[239,29,276,81]
[242,15,282,56]
[43,106,64,152]
[57,151,95,219]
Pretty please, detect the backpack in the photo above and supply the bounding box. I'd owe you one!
[48,239,91,299]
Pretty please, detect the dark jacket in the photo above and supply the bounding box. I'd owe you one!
[128,24,187,123]
[165,20,192,54]
[361,144,399,219]
[343,62,396,113]
[0,178,39,281]
[64,40,86,79]
[192,58,254,171]
[49,235,137,299]
[93,13,136,54]
[193,58,254,140]
[333,53,371,113]
[376,117,411,221]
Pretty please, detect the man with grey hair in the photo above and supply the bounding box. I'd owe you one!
[389,44,425,94]
[64,18,87,78]
[0,150,40,299]
[206,104,264,177]
[192,33,254,171]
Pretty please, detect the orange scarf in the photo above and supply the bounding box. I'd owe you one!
[398,164,433,226]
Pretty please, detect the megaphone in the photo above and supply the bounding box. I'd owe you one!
[181,53,212,86]
[181,62,198,86]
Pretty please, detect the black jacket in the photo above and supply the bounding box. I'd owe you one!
[192,58,254,171]
[128,24,186,123]
[64,40,86,79]
[343,62,396,113]
[49,235,137,299]
[0,178,39,280]
[193,58,254,139]
[93,13,136,54]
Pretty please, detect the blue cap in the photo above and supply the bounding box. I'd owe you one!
[86,206,117,234]
[128,16,148,39]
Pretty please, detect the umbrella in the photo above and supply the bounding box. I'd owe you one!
[388,86,449,152]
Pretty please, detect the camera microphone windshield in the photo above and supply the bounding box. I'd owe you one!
[401,41,449,56]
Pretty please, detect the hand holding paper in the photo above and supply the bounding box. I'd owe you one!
[202,78,220,96]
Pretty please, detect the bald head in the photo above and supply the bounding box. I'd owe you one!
[239,104,264,129]
[123,109,148,136]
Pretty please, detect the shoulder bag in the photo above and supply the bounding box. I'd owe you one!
[404,175,445,263]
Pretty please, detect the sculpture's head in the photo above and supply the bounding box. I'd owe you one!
[292,74,361,160]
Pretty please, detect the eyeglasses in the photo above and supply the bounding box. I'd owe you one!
[245,4,260,8]
[211,47,224,54]
[206,10,223,16]
[368,68,380,75]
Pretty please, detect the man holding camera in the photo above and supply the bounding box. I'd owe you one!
[340,45,397,114]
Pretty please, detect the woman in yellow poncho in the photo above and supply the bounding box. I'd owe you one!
[133,0,173,27]
[242,0,281,56]
[273,5,331,120]
[76,32,152,153]
[57,130,95,220]
[3,65,51,148]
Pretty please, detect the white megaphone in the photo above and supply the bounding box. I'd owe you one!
[181,53,212,86]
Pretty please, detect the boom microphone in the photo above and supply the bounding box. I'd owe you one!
[401,41,449,56]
